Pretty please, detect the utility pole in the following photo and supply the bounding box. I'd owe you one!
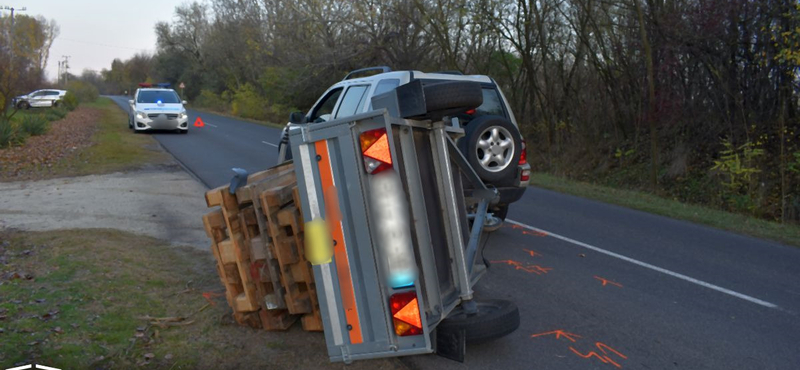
[2,5,27,67]
[61,55,71,85]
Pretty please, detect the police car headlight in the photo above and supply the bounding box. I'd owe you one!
[136,111,147,119]
[179,111,187,120]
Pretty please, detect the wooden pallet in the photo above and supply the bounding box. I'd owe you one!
[203,162,322,332]
[276,205,323,331]
[202,164,299,330]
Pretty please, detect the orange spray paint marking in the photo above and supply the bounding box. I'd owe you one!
[594,276,623,288]
[202,291,223,306]
[568,342,627,369]
[510,224,548,237]
[530,330,582,343]
[491,260,553,275]
[524,249,542,258]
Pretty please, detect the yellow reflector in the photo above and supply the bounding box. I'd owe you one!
[392,297,421,329]
[363,133,392,165]
[393,319,412,336]
[305,218,333,265]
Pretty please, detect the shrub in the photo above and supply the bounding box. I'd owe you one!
[66,80,99,103]
[193,89,230,112]
[62,91,79,111]
[43,107,68,121]
[229,84,293,123]
[0,120,26,148]
[19,115,50,136]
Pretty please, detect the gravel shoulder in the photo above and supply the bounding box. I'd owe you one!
[0,165,209,249]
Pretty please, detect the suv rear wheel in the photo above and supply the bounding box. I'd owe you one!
[462,115,521,185]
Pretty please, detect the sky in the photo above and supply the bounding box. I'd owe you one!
[2,0,185,81]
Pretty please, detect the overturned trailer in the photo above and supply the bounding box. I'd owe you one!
[289,80,519,363]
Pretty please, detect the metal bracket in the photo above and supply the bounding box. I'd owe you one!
[446,136,487,192]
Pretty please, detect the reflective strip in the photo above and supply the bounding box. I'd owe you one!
[298,143,344,346]
[315,140,364,345]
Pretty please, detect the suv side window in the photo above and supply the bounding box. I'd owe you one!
[368,79,400,110]
[310,88,343,123]
[335,85,369,119]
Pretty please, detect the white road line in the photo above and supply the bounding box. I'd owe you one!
[506,219,780,309]
[262,141,278,148]
[205,123,218,128]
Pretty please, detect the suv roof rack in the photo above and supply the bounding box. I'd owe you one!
[343,66,392,80]
[431,70,464,75]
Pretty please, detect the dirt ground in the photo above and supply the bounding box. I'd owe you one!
[0,164,210,249]
[0,229,410,370]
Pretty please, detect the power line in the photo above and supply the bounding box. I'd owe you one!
[59,37,152,52]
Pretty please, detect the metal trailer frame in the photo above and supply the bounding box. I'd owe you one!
[289,99,496,363]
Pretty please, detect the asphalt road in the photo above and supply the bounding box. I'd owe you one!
[109,96,800,370]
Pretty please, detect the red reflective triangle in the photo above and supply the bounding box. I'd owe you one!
[194,117,205,127]
[363,133,392,165]
[393,298,421,329]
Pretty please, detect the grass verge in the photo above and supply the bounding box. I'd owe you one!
[532,172,800,247]
[0,229,404,370]
[59,98,170,176]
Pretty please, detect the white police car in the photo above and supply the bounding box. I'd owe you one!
[128,83,189,134]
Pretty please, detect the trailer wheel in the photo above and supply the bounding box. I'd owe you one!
[420,81,483,120]
[437,299,519,344]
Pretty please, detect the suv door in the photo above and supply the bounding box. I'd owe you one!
[29,91,45,107]
[334,85,370,119]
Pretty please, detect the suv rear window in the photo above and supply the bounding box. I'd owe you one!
[475,88,505,117]
[419,80,507,118]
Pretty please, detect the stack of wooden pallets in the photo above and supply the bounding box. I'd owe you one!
[201,163,322,331]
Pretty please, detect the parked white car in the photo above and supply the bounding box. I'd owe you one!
[128,87,189,133]
[12,89,67,109]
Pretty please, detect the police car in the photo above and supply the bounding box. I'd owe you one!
[128,83,189,133]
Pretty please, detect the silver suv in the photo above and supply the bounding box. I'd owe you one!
[278,67,530,221]
[13,89,67,109]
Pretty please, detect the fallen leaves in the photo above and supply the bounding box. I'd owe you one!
[0,107,101,181]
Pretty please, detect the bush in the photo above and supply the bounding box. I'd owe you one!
[19,115,50,136]
[231,84,267,121]
[0,120,26,148]
[43,107,68,121]
[66,80,99,103]
[193,89,230,112]
[62,91,79,111]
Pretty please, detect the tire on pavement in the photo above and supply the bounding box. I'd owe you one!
[461,115,521,185]
[18,101,30,110]
[419,81,483,121]
[437,299,520,344]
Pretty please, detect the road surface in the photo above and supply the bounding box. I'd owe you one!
[110,96,800,370]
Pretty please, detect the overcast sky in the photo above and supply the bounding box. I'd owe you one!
[4,0,185,81]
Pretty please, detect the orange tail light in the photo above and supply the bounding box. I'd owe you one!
[360,128,393,174]
[390,291,422,336]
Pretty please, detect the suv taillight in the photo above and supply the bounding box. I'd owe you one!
[390,291,422,336]
[519,139,530,182]
[360,128,393,174]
